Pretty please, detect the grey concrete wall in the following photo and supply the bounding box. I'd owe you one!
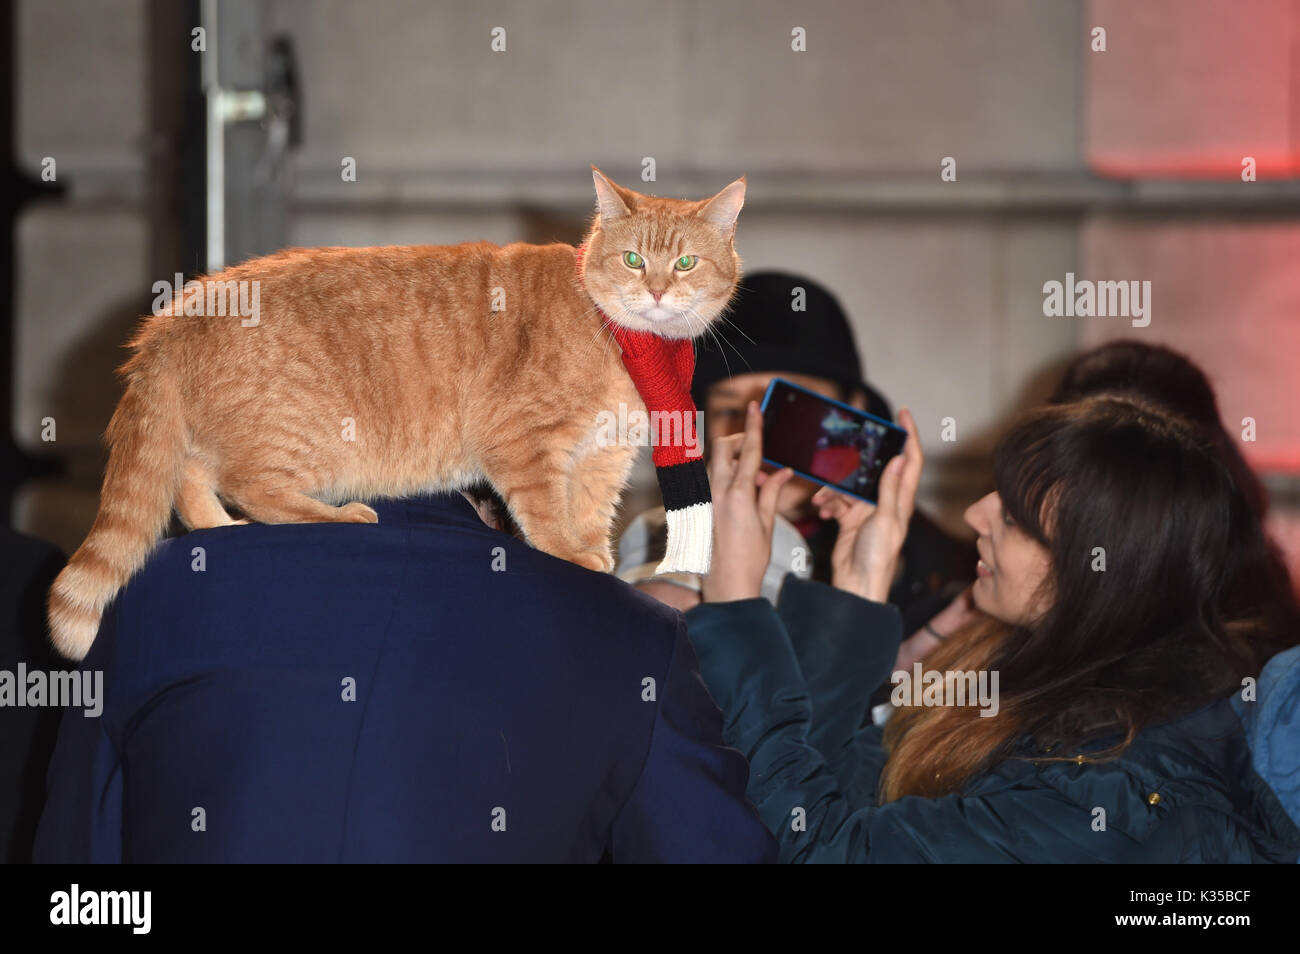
[267,0,1083,177]
[14,0,1300,570]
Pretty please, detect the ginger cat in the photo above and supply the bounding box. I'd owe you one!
[48,166,745,660]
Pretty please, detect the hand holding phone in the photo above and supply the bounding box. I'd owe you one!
[700,401,797,603]
[808,406,923,603]
[759,378,908,505]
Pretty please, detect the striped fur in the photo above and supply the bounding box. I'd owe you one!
[47,167,744,660]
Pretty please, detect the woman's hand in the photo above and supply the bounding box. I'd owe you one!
[700,401,796,603]
[894,584,977,670]
[811,407,923,603]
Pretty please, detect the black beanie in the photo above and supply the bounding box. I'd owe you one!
[692,271,893,420]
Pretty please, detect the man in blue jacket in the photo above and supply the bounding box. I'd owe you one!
[33,490,776,863]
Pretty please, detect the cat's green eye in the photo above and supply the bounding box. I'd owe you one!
[674,255,698,271]
[623,251,644,269]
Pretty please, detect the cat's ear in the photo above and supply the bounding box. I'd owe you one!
[696,176,747,234]
[592,165,634,221]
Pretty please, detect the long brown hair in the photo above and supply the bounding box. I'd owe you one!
[879,396,1300,802]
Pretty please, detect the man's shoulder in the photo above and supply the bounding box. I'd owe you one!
[127,519,684,650]
[484,530,687,642]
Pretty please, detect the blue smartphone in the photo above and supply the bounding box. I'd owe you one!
[759,377,908,505]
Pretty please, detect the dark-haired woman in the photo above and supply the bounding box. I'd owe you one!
[687,398,1300,862]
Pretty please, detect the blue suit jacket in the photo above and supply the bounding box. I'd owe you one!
[34,493,775,863]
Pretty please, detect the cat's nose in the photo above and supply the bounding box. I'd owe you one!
[650,290,665,303]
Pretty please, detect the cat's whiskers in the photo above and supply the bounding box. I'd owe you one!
[716,280,760,350]
[713,311,757,349]
[578,297,639,371]
[684,304,742,383]
[578,306,611,355]
[704,313,755,382]
[573,298,621,363]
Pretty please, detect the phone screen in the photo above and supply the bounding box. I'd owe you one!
[759,378,907,505]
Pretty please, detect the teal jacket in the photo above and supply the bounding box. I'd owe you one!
[684,578,1300,863]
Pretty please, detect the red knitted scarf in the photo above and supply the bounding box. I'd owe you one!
[575,243,713,574]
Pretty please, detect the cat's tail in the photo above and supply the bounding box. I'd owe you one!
[47,362,187,660]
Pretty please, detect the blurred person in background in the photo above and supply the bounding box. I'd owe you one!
[1052,339,1300,641]
[1053,339,1269,518]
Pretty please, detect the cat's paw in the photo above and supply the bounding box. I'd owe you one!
[572,550,615,574]
[339,502,379,523]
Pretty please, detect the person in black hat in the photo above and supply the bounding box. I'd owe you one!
[616,271,977,662]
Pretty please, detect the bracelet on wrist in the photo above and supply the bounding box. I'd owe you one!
[923,621,948,641]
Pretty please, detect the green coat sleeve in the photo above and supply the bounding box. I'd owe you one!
[775,575,900,774]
